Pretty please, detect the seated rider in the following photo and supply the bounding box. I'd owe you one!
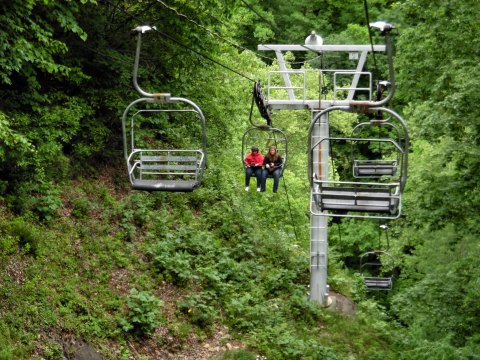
[244,145,264,192]
[260,145,283,193]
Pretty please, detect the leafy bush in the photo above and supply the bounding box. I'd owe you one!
[120,289,163,336]
[71,196,91,219]
[0,321,15,360]
[7,217,40,256]
[213,349,257,360]
[7,181,62,222]
[176,293,218,330]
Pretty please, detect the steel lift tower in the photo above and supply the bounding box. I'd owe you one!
[258,23,408,305]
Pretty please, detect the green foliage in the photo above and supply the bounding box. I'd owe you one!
[0,112,33,164]
[177,293,218,330]
[120,289,163,337]
[230,0,381,50]
[71,196,91,219]
[3,0,480,358]
[213,349,257,360]
[6,217,41,256]
[6,181,62,222]
[0,0,92,81]
[391,226,480,350]
[0,321,16,360]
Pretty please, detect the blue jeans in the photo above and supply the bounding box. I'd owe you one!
[261,168,281,192]
[245,166,262,187]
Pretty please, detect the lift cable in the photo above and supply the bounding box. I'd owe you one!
[102,0,255,82]
[239,0,283,35]
[157,0,324,66]
[155,28,255,82]
[281,176,299,243]
[363,0,379,73]
[156,0,273,62]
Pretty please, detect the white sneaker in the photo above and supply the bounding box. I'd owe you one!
[257,187,261,192]
[245,186,249,192]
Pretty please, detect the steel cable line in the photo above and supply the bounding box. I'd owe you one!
[102,0,255,82]
[155,29,256,82]
[155,0,273,61]
[239,0,282,34]
[363,0,379,73]
[282,176,299,243]
[156,0,324,66]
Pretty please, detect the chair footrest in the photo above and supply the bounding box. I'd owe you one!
[132,179,198,192]
[315,186,399,213]
[364,277,392,290]
[355,166,397,176]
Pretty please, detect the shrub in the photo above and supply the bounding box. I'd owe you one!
[8,217,40,256]
[213,349,257,360]
[71,196,91,219]
[176,293,218,330]
[7,181,62,222]
[120,289,163,336]
[0,321,15,360]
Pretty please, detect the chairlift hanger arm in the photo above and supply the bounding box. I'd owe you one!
[351,23,396,108]
[132,26,176,100]
[122,97,207,154]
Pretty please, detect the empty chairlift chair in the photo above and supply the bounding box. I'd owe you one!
[122,97,207,192]
[360,250,394,290]
[351,118,405,178]
[121,26,207,192]
[308,107,408,219]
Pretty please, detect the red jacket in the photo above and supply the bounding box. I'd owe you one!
[244,152,264,167]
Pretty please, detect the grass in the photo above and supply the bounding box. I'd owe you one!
[0,173,397,359]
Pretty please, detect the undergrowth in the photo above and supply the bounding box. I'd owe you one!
[0,169,396,359]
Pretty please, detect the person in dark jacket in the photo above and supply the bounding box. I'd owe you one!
[260,145,283,193]
[244,145,264,192]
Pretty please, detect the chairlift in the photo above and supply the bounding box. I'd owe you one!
[308,106,408,219]
[122,98,207,192]
[351,117,406,178]
[242,126,288,177]
[360,250,394,291]
[121,26,207,192]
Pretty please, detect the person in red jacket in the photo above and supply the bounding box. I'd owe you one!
[244,145,264,192]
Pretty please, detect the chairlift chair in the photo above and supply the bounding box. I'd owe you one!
[122,98,207,192]
[121,26,207,192]
[360,250,394,291]
[242,126,288,177]
[308,106,408,219]
[351,117,406,178]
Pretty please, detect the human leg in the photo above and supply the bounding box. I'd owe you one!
[245,167,254,187]
[260,169,267,192]
[272,169,281,193]
[254,167,262,190]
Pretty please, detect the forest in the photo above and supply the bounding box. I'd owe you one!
[0,0,479,359]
